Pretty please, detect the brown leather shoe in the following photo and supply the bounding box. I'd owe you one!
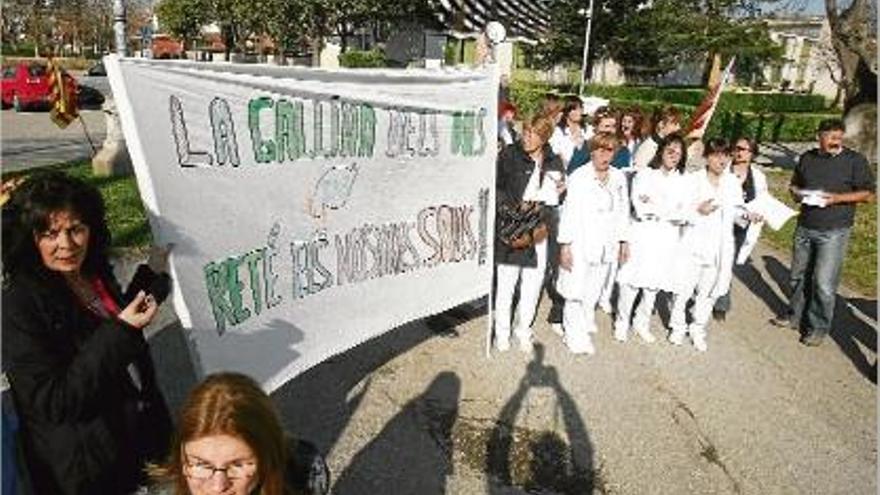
[800,332,826,347]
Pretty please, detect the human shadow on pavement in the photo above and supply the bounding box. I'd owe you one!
[486,344,595,494]
[332,371,461,494]
[270,312,464,474]
[736,258,789,318]
[763,255,877,382]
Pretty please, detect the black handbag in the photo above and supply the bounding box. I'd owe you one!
[497,201,548,250]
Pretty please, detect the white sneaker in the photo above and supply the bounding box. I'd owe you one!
[567,336,596,355]
[692,332,707,352]
[495,338,510,352]
[613,326,628,342]
[551,323,565,336]
[635,327,656,343]
[668,328,686,346]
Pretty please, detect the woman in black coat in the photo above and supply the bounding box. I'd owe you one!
[2,171,173,495]
[494,114,565,353]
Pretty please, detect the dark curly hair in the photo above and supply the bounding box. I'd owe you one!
[647,133,687,173]
[2,171,111,281]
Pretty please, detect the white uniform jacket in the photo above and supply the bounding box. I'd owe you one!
[616,168,690,291]
[734,165,768,265]
[675,170,746,297]
[556,166,630,300]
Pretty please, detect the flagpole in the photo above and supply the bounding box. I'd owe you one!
[78,115,98,155]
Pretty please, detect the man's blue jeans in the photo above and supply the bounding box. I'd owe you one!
[788,225,851,335]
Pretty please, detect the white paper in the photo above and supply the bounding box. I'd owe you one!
[106,56,498,391]
[746,194,798,231]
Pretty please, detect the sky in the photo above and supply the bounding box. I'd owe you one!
[764,0,836,16]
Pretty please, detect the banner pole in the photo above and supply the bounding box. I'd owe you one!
[78,115,98,155]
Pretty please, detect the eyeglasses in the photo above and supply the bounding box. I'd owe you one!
[184,459,257,480]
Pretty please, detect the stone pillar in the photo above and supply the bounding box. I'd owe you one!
[92,100,132,176]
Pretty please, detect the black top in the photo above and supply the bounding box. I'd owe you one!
[494,142,564,267]
[791,148,875,230]
[2,264,173,495]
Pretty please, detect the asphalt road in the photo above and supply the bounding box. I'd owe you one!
[0,73,111,173]
[125,239,876,495]
[0,108,107,172]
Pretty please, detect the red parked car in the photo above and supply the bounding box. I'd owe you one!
[1,61,75,112]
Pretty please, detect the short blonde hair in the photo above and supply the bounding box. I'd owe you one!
[523,115,555,144]
[590,132,620,150]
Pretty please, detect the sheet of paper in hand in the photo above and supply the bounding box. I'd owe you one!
[106,56,498,390]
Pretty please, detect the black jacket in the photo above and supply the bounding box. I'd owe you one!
[495,143,565,267]
[2,263,173,495]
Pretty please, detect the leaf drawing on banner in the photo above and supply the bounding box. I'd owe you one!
[309,162,359,219]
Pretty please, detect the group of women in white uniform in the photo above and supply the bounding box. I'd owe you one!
[493,100,766,355]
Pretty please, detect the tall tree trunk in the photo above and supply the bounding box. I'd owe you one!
[826,0,878,112]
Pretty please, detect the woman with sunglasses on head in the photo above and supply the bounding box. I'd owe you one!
[150,372,329,495]
[614,134,690,344]
[711,136,767,321]
[2,171,173,494]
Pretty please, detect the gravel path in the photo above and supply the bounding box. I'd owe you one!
[127,238,876,494]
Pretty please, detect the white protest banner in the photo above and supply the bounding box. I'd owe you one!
[106,56,497,391]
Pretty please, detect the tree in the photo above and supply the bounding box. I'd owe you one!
[538,0,782,85]
[155,0,210,53]
[825,0,877,112]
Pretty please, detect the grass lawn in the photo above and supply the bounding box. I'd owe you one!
[2,160,152,251]
[762,166,877,298]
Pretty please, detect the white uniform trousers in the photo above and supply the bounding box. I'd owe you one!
[562,262,611,353]
[615,283,658,334]
[598,258,618,311]
[494,240,548,345]
[670,263,719,339]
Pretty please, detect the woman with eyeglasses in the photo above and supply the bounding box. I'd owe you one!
[150,372,329,495]
[614,134,691,344]
[711,137,767,320]
[2,171,173,494]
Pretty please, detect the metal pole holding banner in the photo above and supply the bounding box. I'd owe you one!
[578,0,594,95]
[94,0,133,176]
[114,0,127,56]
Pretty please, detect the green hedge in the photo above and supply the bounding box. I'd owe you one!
[512,81,828,115]
[509,82,835,142]
[338,49,386,68]
[581,84,828,114]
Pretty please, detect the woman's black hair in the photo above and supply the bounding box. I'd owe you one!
[702,137,730,157]
[647,133,687,173]
[2,171,111,281]
[558,95,584,129]
[733,135,759,155]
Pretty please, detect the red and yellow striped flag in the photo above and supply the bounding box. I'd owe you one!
[47,58,79,129]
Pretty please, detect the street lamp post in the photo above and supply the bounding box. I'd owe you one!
[578,0,595,95]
